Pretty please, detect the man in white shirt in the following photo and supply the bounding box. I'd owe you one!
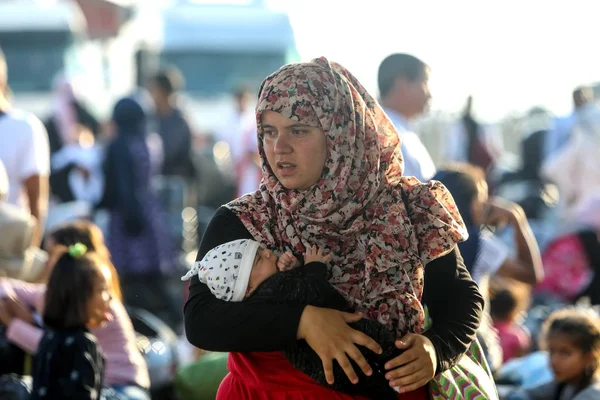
[378,53,436,182]
[0,47,50,245]
[545,86,594,161]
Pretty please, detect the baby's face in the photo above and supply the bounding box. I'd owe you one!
[247,248,278,295]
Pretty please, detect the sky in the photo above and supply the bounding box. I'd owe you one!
[271,0,600,122]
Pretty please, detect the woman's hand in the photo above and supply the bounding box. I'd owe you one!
[297,305,383,385]
[384,333,437,393]
[485,198,524,227]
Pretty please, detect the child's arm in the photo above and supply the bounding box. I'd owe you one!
[0,277,45,309]
[6,319,44,354]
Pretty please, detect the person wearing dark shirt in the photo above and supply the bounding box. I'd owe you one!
[185,57,486,399]
[31,243,111,400]
[148,68,196,180]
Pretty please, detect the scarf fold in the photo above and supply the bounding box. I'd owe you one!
[227,57,467,335]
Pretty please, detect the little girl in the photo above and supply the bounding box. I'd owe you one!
[30,243,112,400]
[510,307,600,399]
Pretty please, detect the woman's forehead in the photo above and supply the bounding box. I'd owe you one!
[260,110,321,129]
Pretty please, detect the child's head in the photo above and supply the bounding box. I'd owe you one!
[433,163,488,227]
[182,239,278,301]
[541,308,600,386]
[43,243,113,330]
[45,220,121,301]
[490,287,520,323]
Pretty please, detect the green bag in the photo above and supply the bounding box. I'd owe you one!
[174,352,229,400]
[423,306,499,400]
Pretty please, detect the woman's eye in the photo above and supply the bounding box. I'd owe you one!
[292,129,307,136]
[262,130,275,137]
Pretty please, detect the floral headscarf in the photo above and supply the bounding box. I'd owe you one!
[227,57,467,335]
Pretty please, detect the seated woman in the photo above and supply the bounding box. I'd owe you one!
[0,221,151,400]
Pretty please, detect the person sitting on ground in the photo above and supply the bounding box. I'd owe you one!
[30,243,110,399]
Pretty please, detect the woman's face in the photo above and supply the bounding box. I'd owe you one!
[547,334,593,385]
[86,265,112,328]
[261,111,327,191]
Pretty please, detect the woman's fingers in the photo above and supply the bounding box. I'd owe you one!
[384,346,418,370]
[336,353,358,384]
[345,343,373,377]
[392,374,430,393]
[351,328,383,355]
[322,358,335,385]
[341,311,363,324]
[390,368,428,389]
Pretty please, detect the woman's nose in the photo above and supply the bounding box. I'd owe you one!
[273,133,292,153]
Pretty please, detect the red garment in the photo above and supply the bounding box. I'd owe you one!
[216,352,429,400]
[494,321,531,363]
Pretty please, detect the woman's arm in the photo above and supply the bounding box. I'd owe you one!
[422,248,484,373]
[0,277,45,307]
[184,207,305,352]
[487,200,543,285]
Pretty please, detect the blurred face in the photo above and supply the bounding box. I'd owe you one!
[86,265,112,328]
[395,68,431,118]
[548,334,593,385]
[148,80,167,106]
[247,248,278,295]
[261,110,328,190]
[471,180,489,225]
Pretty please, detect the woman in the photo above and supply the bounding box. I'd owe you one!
[0,221,151,400]
[184,57,485,399]
[101,96,178,328]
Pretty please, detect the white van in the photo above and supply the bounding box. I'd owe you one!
[0,0,158,121]
[154,0,300,133]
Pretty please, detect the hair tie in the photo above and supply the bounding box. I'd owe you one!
[68,243,87,258]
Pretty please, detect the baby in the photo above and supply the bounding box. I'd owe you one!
[182,239,401,400]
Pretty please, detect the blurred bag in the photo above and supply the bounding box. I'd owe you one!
[423,307,499,400]
[174,352,229,400]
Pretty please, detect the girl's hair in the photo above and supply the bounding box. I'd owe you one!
[47,220,122,301]
[541,308,600,396]
[43,244,106,330]
[433,163,486,227]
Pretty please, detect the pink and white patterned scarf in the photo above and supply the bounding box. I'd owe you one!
[227,57,467,335]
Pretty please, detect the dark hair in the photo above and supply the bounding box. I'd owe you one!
[48,220,122,301]
[43,246,105,330]
[378,53,428,98]
[150,67,185,95]
[541,308,600,397]
[490,288,519,322]
[433,164,486,228]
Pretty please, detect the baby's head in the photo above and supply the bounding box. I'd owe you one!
[182,239,278,301]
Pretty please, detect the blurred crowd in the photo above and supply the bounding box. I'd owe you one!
[0,38,598,400]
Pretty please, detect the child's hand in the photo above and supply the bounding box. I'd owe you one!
[304,246,333,264]
[277,251,300,272]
